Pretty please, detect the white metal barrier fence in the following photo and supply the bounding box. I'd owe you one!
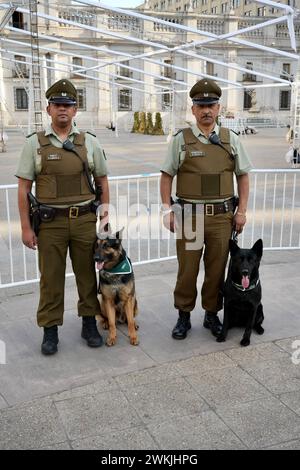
[0,169,299,289]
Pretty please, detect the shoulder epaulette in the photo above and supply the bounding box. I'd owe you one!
[26,131,37,139]
[173,129,183,137]
[230,129,240,136]
[85,131,97,137]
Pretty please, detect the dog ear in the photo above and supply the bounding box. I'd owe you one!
[115,227,125,240]
[97,223,111,240]
[229,238,239,255]
[252,239,263,258]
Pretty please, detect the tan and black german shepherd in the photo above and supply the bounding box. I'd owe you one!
[94,226,139,346]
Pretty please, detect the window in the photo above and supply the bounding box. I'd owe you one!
[232,0,240,7]
[162,90,172,110]
[244,10,252,16]
[77,88,86,110]
[13,55,29,78]
[221,3,228,13]
[15,88,28,110]
[280,63,291,80]
[243,62,256,81]
[211,6,217,13]
[206,61,215,76]
[12,11,25,29]
[163,59,176,79]
[257,7,266,16]
[118,61,133,79]
[71,57,85,78]
[118,89,132,111]
[243,91,252,110]
[280,90,291,110]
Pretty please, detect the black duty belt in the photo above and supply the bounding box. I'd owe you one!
[54,203,94,219]
[177,197,235,216]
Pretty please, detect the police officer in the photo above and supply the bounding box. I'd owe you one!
[16,79,109,355]
[160,78,252,340]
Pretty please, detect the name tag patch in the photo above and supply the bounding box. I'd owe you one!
[47,154,62,161]
[190,151,206,157]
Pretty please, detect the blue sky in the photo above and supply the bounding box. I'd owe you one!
[100,1,143,7]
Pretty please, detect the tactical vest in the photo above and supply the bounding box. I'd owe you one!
[36,132,94,205]
[176,127,235,200]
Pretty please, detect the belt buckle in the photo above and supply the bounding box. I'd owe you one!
[205,204,214,216]
[69,206,79,218]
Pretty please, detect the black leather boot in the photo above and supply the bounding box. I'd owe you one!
[81,316,103,347]
[41,325,58,355]
[203,311,222,337]
[172,311,191,340]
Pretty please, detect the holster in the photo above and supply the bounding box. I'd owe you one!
[39,205,56,222]
[29,207,41,237]
[27,192,56,236]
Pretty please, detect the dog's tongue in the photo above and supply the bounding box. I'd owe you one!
[97,262,104,271]
[242,275,250,289]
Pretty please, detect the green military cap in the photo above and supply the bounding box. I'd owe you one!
[190,78,222,105]
[46,79,77,105]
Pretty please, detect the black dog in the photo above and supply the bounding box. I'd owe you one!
[217,238,264,347]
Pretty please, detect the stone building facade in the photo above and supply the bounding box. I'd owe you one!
[0,0,299,131]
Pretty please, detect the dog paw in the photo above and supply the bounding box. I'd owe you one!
[130,336,139,346]
[240,337,250,347]
[255,326,264,335]
[216,335,226,342]
[101,320,109,330]
[106,336,116,346]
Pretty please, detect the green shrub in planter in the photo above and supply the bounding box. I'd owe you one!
[145,112,154,135]
[131,111,140,133]
[153,112,164,135]
[138,111,146,134]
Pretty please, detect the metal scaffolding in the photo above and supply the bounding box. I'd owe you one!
[29,0,43,132]
[291,61,300,165]
[0,0,298,133]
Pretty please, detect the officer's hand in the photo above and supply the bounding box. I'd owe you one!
[162,211,176,233]
[22,228,38,250]
[233,212,247,234]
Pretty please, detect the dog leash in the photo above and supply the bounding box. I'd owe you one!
[231,230,238,244]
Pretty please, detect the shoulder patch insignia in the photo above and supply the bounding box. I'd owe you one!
[86,131,97,137]
[26,131,37,139]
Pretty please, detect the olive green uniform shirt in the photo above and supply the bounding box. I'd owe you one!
[16,123,108,181]
[161,123,253,203]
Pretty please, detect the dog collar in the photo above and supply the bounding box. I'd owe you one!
[104,256,132,275]
[232,279,260,292]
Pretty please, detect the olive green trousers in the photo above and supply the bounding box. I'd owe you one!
[174,211,233,313]
[37,212,100,327]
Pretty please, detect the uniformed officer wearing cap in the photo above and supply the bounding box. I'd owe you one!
[160,78,253,341]
[16,79,109,355]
